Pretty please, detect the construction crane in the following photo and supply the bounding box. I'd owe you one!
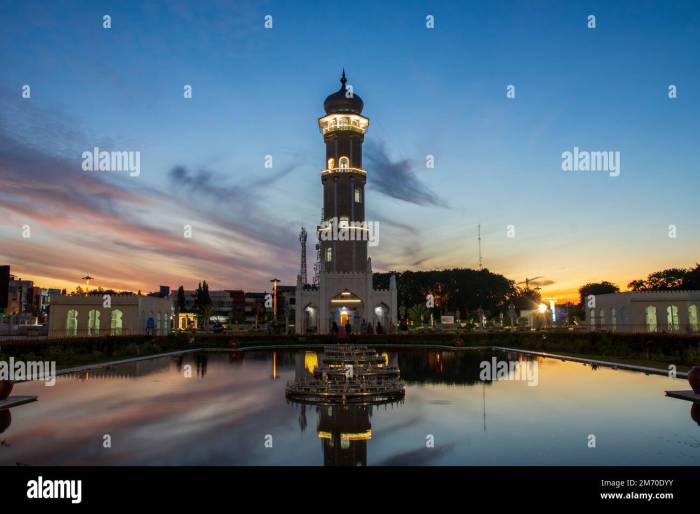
[517,276,544,291]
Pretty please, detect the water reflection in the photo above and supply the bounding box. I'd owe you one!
[397,349,536,384]
[0,349,697,466]
[288,349,404,466]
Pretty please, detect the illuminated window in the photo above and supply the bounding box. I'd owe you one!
[110,309,123,336]
[354,187,361,203]
[325,247,332,262]
[645,306,657,332]
[327,158,335,170]
[88,309,101,336]
[689,305,698,332]
[339,156,349,169]
[66,309,78,336]
[666,305,679,331]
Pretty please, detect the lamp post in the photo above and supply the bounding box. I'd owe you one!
[270,278,280,322]
[82,275,93,293]
[537,303,548,330]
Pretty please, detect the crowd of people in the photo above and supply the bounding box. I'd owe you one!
[331,318,385,338]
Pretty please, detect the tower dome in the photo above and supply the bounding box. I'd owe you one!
[323,70,364,115]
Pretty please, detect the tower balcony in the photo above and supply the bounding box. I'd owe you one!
[318,113,369,135]
[321,167,367,177]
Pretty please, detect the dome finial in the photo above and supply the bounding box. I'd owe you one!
[340,69,347,88]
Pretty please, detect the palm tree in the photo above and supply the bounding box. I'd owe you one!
[407,304,428,327]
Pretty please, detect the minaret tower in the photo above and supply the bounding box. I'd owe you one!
[295,71,396,335]
[318,70,369,273]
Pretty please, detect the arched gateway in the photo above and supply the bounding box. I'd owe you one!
[296,71,397,334]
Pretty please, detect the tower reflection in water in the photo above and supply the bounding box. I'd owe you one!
[289,350,403,466]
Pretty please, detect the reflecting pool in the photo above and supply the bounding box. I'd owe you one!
[1,349,698,465]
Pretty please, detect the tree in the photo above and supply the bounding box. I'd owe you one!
[176,286,186,314]
[645,268,686,290]
[628,267,692,291]
[578,281,619,307]
[509,286,542,313]
[193,281,212,327]
[627,279,647,291]
[407,304,428,326]
[374,268,516,318]
[682,263,700,290]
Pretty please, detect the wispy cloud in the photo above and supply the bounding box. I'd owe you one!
[0,93,300,291]
[364,140,444,207]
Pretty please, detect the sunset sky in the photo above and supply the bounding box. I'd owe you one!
[1,0,699,301]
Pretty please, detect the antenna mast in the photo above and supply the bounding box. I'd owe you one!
[478,224,483,270]
[312,209,323,287]
[299,226,308,285]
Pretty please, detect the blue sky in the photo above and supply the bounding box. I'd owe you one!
[1,0,698,298]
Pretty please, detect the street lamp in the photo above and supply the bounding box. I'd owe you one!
[82,275,94,293]
[270,278,280,321]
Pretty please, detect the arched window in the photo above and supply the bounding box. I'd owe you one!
[155,312,162,335]
[88,309,101,336]
[599,309,605,329]
[589,309,596,330]
[666,305,679,331]
[66,309,78,337]
[610,308,616,331]
[689,305,699,333]
[110,309,123,336]
[339,156,350,169]
[327,158,335,170]
[325,247,332,262]
[645,306,657,333]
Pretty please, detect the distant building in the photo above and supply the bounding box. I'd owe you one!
[174,312,198,331]
[7,275,33,315]
[168,289,246,325]
[25,287,61,321]
[244,292,267,327]
[0,265,10,311]
[277,285,296,332]
[48,294,172,338]
[588,291,700,333]
[519,308,549,329]
[229,290,246,324]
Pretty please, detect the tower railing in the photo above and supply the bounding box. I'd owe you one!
[320,124,366,135]
[321,167,366,176]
